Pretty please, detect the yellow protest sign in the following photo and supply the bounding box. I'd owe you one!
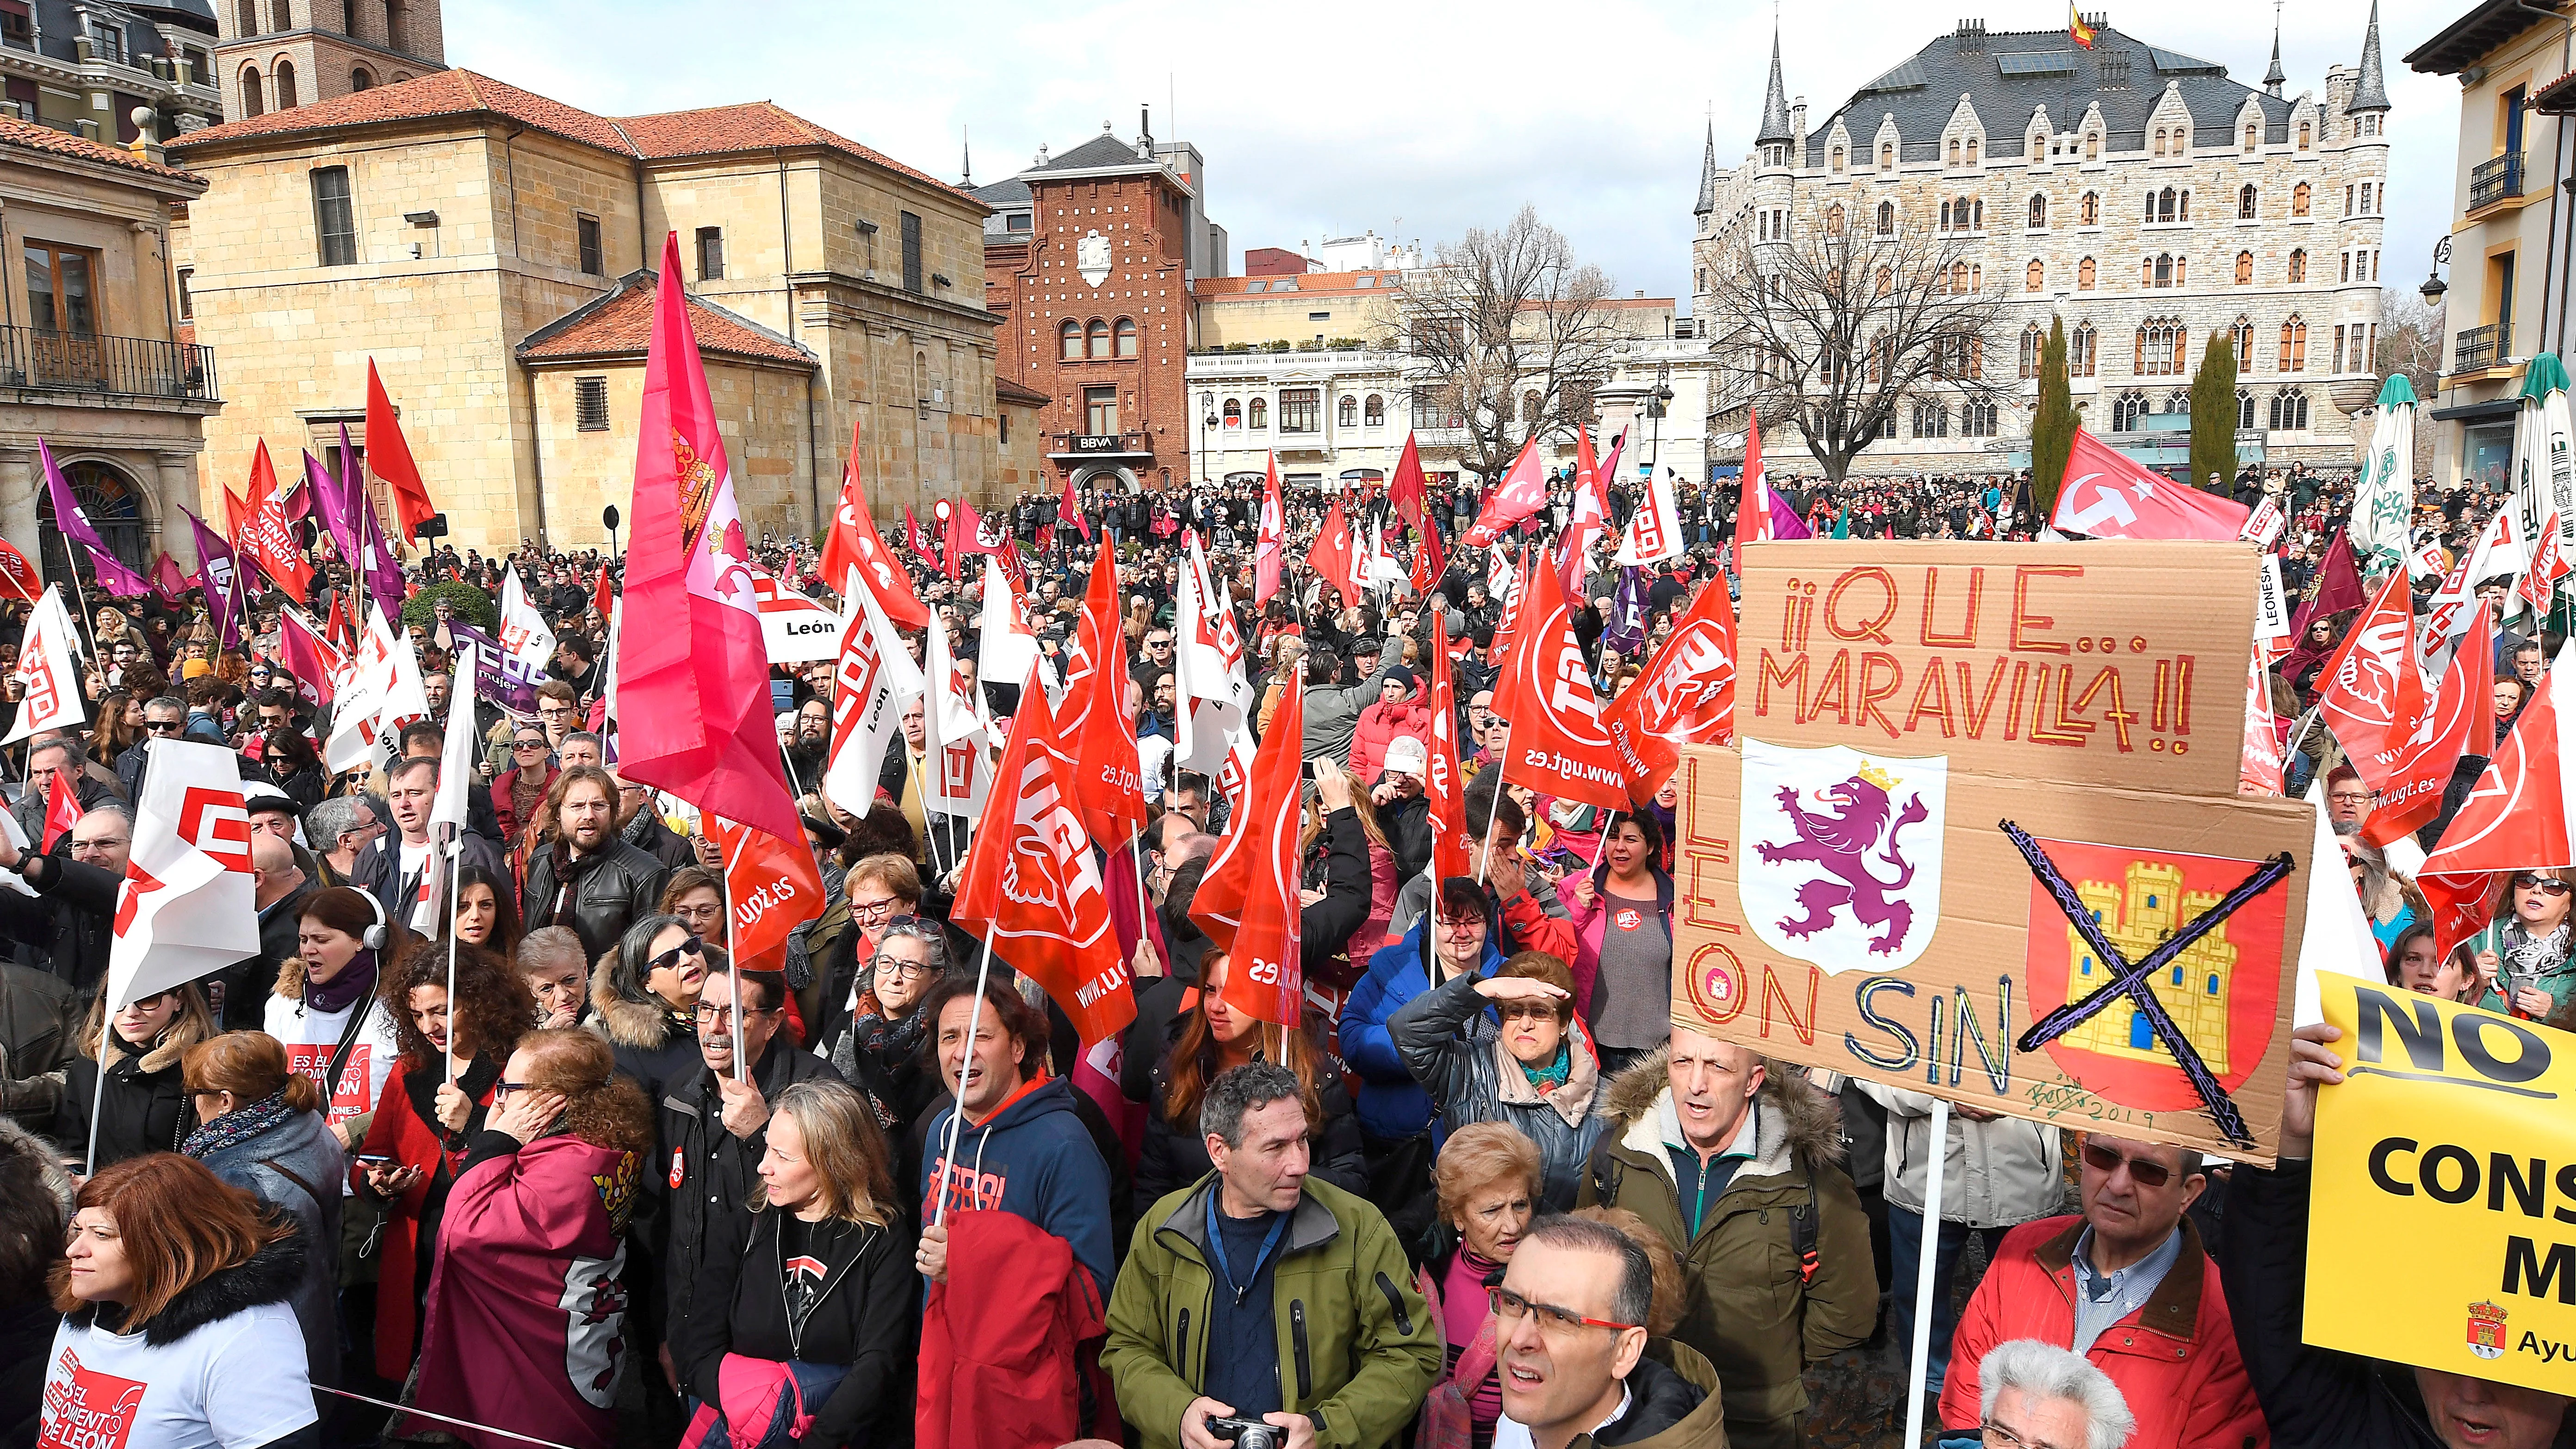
[2308,978,2576,1396]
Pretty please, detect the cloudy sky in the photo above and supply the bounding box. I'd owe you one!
[455,0,2457,310]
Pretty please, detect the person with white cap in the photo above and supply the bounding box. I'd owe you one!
[1376,735,1435,881]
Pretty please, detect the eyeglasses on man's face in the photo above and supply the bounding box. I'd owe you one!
[1486,1285,1636,1340]
[2081,1140,2179,1188]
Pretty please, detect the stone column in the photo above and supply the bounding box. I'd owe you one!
[154,452,199,567]
[0,446,36,559]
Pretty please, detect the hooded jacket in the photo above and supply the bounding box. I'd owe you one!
[1133,1026,1370,1214]
[266,954,403,1148]
[1103,1173,1443,1449]
[352,1052,498,1377]
[1349,691,1433,786]
[191,1101,345,1399]
[1303,635,1405,764]
[1568,1340,1730,1449]
[1861,1084,2062,1226]
[1340,905,1505,1141]
[0,848,120,997]
[1577,1048,1876,1436]
[1387,971,1610,1210]
[587,950,704,1110]
[917,1075,1117,1301]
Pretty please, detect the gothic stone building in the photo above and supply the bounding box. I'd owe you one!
[1694,12,2391,479]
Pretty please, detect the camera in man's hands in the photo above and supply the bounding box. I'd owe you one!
[1203,1416,1283,1449]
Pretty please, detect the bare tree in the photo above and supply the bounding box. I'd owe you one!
[1386,205,1624,481]
[2377,291,2444,475]
[1703,201,2011,480]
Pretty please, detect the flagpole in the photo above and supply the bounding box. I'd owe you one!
[719,826,747,1086]
[1130,834,1149,936]
[84,1007,110,1177]
[442,831,461,1085]
[932,933,995,1232]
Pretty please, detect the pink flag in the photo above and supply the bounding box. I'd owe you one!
[1463,438,1549,548]
[2050,428,2254,540]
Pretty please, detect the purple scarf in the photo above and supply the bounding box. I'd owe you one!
[307,949,378,1016]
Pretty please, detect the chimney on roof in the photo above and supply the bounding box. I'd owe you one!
[1137,104,1153,159]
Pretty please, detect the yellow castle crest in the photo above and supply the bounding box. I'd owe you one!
[2063,862,2237,1072]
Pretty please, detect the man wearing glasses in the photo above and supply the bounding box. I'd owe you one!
[1488,1215,1726,1449]
[1939,1133,2262,1449]
[113,695,187,801]
[1104,1061,1439,1449]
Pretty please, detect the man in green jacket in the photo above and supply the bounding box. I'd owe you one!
[1577,1028,1876,1449]
[1105,1060,1441,1449]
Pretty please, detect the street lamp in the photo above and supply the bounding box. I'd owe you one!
[1645,361,1675,479]
[2421,235,2452,305]
[1201,391,1216,491]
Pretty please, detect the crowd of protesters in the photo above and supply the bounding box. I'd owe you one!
[0,442,2565,1449]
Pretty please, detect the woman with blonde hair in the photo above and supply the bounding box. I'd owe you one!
[53,983,216,1170]
[1415,1122,1542,1449]
[180,1030,343,1401]
[676,1078,914,1449]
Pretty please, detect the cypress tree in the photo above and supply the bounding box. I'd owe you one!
[2030,316,2075,516]
[2189,329,2240,493]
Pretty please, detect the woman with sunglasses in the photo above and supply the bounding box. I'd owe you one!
[594,912,718,1112]
[2479,868,2576,1018]
[261,719,328,813]
[53,984,217,1173]
[492,727,558,852]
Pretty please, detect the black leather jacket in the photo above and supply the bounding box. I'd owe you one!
[522,838,669,963]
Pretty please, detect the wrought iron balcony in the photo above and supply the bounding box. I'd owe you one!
[2454,322,2507,372]
[0,326,218,402]
[2470,151,2527,211]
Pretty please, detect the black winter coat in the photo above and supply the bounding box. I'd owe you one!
[0,852,121,998]
[655,1040,843,1332]
[677,1208,914,1449]
[51,1032,195,1170]
[524,838,669,965]
[0,960,73,1130]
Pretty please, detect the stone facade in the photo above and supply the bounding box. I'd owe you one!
[0,117,212,573]
[165,70,1002,550]
[1694,17,2390,478]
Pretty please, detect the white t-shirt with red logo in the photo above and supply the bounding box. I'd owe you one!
[38,1302,315,1449]
[262,990,401,1181]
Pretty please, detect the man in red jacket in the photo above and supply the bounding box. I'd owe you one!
[1940,1132,2268,1449]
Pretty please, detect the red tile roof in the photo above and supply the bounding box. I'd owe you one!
[166,71,975,202]
[0,115,199,182]
[517,271,813,368]
[995,377,1051,408]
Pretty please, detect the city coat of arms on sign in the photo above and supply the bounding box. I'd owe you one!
[1077,230,1111,287]
[1739,740,1947,973]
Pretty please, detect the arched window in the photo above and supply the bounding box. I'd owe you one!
[2020,322,2047,378]
[274,58,297,108]
[1972,198,1983,229]
[2112,391,2149,430]
[2158,187,2178,223]
[2136,318,2185,376]
[1876,200,1895,235]
[2269,388,2311,430]
[1339,395,1358,428]
[1523,390,1542,422]
[2235,250,2254,285]
[2243,123,2259,152]
[1060,320,1083,361]
[2231,316,2254,367]
[2292,182,2311,217]
[384,0,406,50]
[2077,256,2096,290]
[2288,249,2307,284]
[2072,322,2098,377]
[1824,204,1845,236]
[1875,266,1893,295]
[1962,401,1998,437]
[2179,191,2190,221]
[2154,128,2167,156]
[1949,138,1962,165]
[1832,145,1845,172]
[2166,388,2192,416]
[2026,259,2045,292]
[1222,398,1241,427]
[1914,400,1950,437]
[1086,319,1110,359]
[2029,194,2047,229]
[1966,137,1980,165]
[2278,316,2307,371]
[2086,132,2100,159]
[1880,141,1895,171]
[236,0,256,35]
[1951,260,1971,294]
[1364,394,1384,426]
[2153,254,2173,287]
[2237,388,2258,428]
[2080,190,2099,225]
[2239,184,2258,219]
[37,461,144,581]
[2297,120,2312,150]
[1114,317,1138,358]
[1249,398,1267,429]
[240,65,263,117]
[351,66,373,91]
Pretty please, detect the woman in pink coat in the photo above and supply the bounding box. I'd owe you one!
[1347,665,1431,784]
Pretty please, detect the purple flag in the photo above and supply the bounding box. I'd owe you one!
[450,621,540,716]
[1766,488,1815,541]
[305,449,359,567]
[341,423,406,618]
[182,508,243,653]
[37,440,151,598]
[1604,565,1648,656]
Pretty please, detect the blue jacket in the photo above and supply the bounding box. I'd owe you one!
[918,1075,1116,1300]
[1338,911,1504,1140]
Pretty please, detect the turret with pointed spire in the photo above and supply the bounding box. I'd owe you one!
[1694,115,1718,215]
[961,125,972,186]
[2264,3,2286,96]
[1756,28,1793,149]
[2349,0,2390,112]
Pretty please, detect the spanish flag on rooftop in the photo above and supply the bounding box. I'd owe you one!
[2069,3,2097,47]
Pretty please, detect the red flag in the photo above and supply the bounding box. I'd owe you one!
[0,541,37,605]
[1736,413,1773,550]
[818,429,929,631]
[950,687,1138,1043]
[2050,427,2254,539]
[1059,470,1092,544]
[2238,650,2284,796]
[1491,553,1632,811]
[218,478,249,541]
[40,768,83,854]
[1190,678,1306,1026]
[324,593,355,656]
[1423,626,1472,887]
[2282,529,2366,676]
[943,501,1000,582]
[1307,499,1359,610]
[1463,438,1548,549]
[243,440,277,512]
[2314,567,2425,788]
[1602,578,1738,805]
[237,443,315,600]
[2519,511,2568,614]
[1255,453,1284,606]
[1066,539,1146,851]
[2421,870,2506,967]
[149,552,187,605]
[365,359,435,544]
[904,506,930,560]
[615,232,804,844]
[1557,428,1609,599]
[703,814,825,974]
[2360,607,2495,847]
[594,564,614,624]
[1389,432,1428,534]
[2426,644,2576,872]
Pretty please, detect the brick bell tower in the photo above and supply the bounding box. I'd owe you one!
[211,0,447,124]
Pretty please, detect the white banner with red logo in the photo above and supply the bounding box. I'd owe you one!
[497,564,557,669]
[746,560,844,664]
[3,587,82,747]
[820,573,924,817]
[104,738,258,1010]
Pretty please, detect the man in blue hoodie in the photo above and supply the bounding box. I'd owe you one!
[913,973,1116,1299]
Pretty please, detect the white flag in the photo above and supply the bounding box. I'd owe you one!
[103,738,257,1010]
[497,564,557,669]
[2427,507,2528,645]
[4,587,84,746]
[2349,387,2417,579]
[1614,469,1685,566]
[976,554,1041,697]
[920,612,989,822]
[409,640,482,934]
[820,573,925,817]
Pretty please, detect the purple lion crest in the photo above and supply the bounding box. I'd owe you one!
[1755,763,1932,956]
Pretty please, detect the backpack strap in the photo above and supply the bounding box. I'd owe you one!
[259,1157,326,1210]
[1792,1175,1820,1287]
[1585,1129,1623,1208]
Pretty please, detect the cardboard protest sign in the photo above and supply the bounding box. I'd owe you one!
[1734,540,2260,797]
[1671,741,2313,1161]
[2307,978,2576,1395]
